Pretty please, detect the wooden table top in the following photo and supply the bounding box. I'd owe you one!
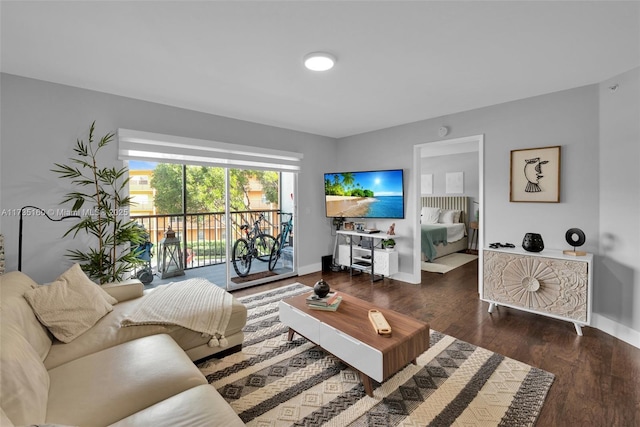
[283,291,430,354]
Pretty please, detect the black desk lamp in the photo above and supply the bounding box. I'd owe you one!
[18,205,81,271]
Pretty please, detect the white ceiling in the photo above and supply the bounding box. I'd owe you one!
[2,1,639,138]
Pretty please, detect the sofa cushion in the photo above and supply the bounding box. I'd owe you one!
[46,334,207,427]
[44,288,247,369]
[24,279,114,343]
[53,263,118,305]
[0,271,52,360]
[0,323,49,426]
[102,279,144,302]
[0,408,15,427]
[107,385,244,427]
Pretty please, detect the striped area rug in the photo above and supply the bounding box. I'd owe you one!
[198,283,554,426]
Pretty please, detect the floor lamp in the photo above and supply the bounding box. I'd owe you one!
[18,205,81,271]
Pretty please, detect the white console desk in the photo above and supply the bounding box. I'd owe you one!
[335,230,398,282]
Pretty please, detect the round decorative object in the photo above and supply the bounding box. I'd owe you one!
[565,228,586,248]
[438,126,449,137]
[500,257,562,310]
[313,278,331,298]
[522,233,544,252]
[521,276,540,292]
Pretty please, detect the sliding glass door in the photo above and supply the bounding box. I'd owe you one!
[130,162,296,290]
[226,168,296,290]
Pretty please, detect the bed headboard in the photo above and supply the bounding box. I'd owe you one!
[420,196,469,226]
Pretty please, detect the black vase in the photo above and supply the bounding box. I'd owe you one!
[522,233,544,252]
[314,279,331,298]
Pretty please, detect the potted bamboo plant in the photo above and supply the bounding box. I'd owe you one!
[52,121,146,284]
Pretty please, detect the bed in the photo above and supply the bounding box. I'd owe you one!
[420,196,469,262]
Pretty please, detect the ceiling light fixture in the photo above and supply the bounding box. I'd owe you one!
[303,52,336,71]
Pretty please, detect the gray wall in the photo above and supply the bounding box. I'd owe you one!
[421,151,480,211]
[0,73,338,282]
[338,76,639,346]
[597,67,640,337]
[338,85,600,276]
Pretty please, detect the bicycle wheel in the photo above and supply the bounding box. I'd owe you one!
[255,234,276,262]
[232,238,252,277]
[268,236,282,271]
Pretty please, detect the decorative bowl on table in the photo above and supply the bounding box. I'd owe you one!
[314,279,331,298]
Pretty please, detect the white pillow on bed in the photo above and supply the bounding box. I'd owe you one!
[438,209,461,224]
[421,207,441,224]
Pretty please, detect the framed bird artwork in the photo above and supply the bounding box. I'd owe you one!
[510,145,561,202]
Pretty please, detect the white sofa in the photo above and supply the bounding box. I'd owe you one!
[0,270,246,427]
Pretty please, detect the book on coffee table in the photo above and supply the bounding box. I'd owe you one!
[307,296,342,311]
[306,291,339,307]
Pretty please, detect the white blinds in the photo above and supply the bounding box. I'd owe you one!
[118,129,303,172]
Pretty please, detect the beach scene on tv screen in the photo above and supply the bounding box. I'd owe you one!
[324,170,404,218]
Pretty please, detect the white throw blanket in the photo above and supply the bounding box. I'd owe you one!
[121,278,233,347]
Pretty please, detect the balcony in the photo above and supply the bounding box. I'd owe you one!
[132,209,288,287]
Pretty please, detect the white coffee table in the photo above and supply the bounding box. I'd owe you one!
[279,291,430,396]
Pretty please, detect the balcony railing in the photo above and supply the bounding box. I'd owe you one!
[132,210,281,270]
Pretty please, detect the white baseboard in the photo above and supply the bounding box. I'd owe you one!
[299,264,414,284]
[297,263,320,277]
[591,313,640,349]
[390,272,416,283]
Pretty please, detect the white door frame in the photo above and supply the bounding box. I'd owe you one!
[412,134,484,292]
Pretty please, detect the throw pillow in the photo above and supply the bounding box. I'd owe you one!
[421,207,441,224]
[438,209,459,224]
[55,263,118,305]
[24,280,114,343]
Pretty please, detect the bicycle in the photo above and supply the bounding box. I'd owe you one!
[269,212,293,271]
[232,213,277,277]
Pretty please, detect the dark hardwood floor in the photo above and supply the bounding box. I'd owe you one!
[232,260,639,426]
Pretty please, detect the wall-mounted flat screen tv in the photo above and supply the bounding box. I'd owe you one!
[324,169,405,219]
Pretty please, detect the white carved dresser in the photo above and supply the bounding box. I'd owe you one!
[482,247,593,335]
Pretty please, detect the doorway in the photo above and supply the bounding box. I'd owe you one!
[412,135,484,291]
